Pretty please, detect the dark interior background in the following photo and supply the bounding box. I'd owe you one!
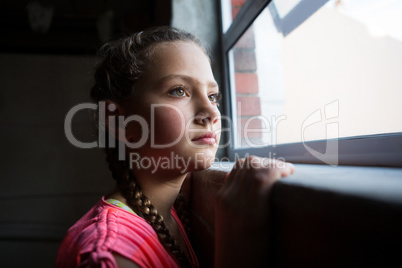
[0,0,171,54]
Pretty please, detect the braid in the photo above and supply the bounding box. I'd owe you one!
[105,148,190,267]
[175,193,193,239]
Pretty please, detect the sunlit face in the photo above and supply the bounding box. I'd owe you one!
[122,41,221,175]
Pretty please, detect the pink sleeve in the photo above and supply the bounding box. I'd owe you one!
[56,199,179,268]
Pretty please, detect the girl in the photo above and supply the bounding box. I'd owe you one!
[56,26,294,268]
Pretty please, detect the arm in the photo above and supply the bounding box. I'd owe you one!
[214,156,294,267]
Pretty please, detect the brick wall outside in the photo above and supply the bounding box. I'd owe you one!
[231,0,263,147]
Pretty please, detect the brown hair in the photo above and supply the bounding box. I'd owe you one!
[90,26,205,266]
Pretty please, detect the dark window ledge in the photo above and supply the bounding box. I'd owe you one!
[277,164,402,205]
[188,163,402,267]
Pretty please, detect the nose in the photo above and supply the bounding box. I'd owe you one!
[195,112,219,125]
[194,96,220,126]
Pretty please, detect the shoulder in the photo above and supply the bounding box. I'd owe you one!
[65,199,155,247]
[56,198,178,268]
[62,198,156,252]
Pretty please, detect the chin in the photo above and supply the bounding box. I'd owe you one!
[186,151,217,172]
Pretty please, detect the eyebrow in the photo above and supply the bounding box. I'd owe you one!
[155,74,219,89]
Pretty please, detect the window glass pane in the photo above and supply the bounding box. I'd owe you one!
[229,0,402,148]
[221,0,249,32]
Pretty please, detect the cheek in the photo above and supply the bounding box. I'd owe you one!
[152,106,186,145]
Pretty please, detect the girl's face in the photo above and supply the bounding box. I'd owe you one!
[124,41,221,174]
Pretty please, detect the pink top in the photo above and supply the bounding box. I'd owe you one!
[55,196,199,268]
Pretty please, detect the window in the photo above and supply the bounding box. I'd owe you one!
[220,0,402,166]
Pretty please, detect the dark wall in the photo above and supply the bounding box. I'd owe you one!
[0,1,171,266]
[0,0,171,54]
[0,53,115,267]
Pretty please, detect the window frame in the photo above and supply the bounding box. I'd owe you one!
[219,0,402,167]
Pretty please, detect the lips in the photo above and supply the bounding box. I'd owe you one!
[191,132,217,145]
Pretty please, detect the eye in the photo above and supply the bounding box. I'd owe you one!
[208,92,222,104]
[169,86,188,97]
